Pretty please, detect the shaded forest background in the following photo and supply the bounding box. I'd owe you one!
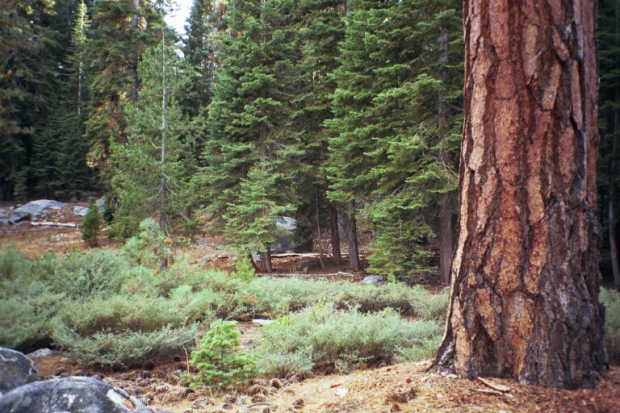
[1,0,618,286]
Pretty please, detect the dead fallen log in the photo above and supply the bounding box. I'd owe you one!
[30,221,78,228]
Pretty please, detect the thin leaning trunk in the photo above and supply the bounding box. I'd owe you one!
[431,0,607,389]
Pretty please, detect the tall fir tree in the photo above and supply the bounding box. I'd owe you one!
[198,0,302,271]
[325,0,463,281]
[0,0,66,200]
[182,0,218,117]
[31,0,94,197]
[84,0,161,186]
[111,35,196,239]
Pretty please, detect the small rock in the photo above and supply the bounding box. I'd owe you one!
[251,395,267,403]
[391,404,401,412]
[221,403,234,410]
[74,206,89,216]
[247,384,268,395]
[293,399,304,409]
[27,348,53,359]
[252,319,275,327]
[270,378,283,389]
[223,394,237,404]
[361,275,386,286]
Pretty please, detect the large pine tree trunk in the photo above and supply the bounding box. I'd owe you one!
[432,0,607,388]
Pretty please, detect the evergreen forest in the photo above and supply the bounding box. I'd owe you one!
[2,0,620,405]
[2,0,618,286]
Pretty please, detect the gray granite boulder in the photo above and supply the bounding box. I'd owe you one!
[13,200,65,220]
[73,206,89,217]
[0,376,154,413]
[0,347,39,396]
[362,275,386,286]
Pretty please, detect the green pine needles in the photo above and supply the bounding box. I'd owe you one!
[81,200,102,247]
[185,320,257,389]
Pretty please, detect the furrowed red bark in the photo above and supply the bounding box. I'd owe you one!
[431,0,608,388]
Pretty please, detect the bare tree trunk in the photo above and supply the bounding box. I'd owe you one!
[261,246,272,273]
[432,0,607,388]
[315,191,326,269]
[610,5,620,291]
[438,194,453,284]
[437,26,455,285]
[130,0,141,103]
[330,204,342,265]
[340,204,360,272]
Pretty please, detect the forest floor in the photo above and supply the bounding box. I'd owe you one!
[2,201,620,413]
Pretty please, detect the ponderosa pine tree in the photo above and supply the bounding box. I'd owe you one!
[111,37,195,238]
[432,0,607,388]
[199,0,301,271]
[325,0,462,280]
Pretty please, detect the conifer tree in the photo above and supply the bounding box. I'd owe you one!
[182,0,218,117]
[0,0,64,200]
[111,36,195,238]
[31,0,94,197]
[325,0,462,281]
[292,0,347,263]
[199,0,301,270]
[84,0,161,185]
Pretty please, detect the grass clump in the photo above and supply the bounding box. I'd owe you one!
[601,288,620,363]
[185,320,257,389]
[253,305,443,377]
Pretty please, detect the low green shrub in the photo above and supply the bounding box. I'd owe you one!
[185,320,257,389]
[601,288,620,363]
[0,285,64,350]
[52,322,197,367]
[41,250,129,299]
[253,305,443,377]
[244,278,448,320]
[51,295,200,367]
[0,244,32,281]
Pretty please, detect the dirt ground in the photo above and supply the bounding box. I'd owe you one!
[32,350,620,413]
[4,201,620,412]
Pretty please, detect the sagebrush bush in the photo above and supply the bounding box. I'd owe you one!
[601,288,620,363]
[0,244,32,281]
[42,250,129,299]
[0,286,64,350]
[51,295,199,367]
[185,320,257,389]
[253,305,443,377]
[244,278,448,320]
[52,322,197,367]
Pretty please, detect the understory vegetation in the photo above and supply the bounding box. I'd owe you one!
[0,224,448,382]
[1,225,620,386]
